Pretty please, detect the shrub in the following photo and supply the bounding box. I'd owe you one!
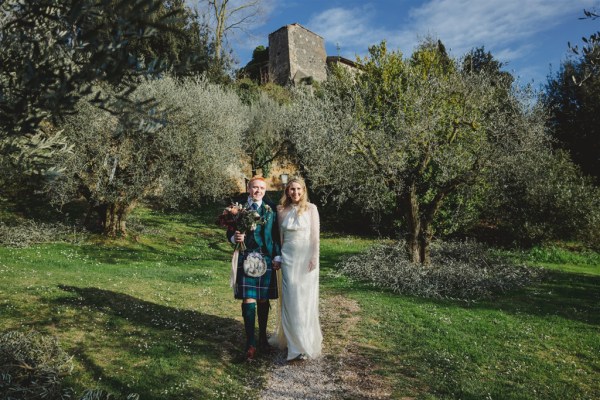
[79,390,139,400]
[0,331,142,400]
[338,240,541,301]
[0,220,85,247]
[485,149,600,248]
[0,331,73,400]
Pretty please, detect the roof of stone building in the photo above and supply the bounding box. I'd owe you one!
[268,23,324,40]
[326,56,359,68]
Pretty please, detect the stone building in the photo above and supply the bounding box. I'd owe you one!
[326,55,361,74]
[268,23,328,85]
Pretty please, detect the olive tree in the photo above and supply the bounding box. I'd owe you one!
[288,42,550,265]
[569,8,599,84]
[0,0,209,201]
[141,76,249,205]
[545,44,600,182]
[0,0,189,137]
[242,91,288,177]
[49,76,247,235]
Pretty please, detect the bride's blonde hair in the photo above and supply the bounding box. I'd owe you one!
[280,176,309,214]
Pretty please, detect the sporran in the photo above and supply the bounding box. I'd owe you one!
[243,252,267,277]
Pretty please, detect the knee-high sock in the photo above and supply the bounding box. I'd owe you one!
[242,302,256,348]
[257,301,270,343]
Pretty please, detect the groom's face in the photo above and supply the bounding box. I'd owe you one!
[248,179,266,202]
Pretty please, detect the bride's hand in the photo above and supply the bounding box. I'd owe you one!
[308,260,317,272]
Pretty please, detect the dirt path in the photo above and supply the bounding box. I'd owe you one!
[259,295,393,399]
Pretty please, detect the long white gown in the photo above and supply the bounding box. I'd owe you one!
[269,203,322,360]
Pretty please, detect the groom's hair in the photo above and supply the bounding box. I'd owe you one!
[247,176,266,186]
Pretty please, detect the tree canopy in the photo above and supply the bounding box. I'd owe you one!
[0,0,200,137]
[287,41,551,264]
[238,45,269,82]
[0,0,221,206]
[49,76,247,235]
[545,10,600,182]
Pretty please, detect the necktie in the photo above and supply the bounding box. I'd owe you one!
[251,203,258,210]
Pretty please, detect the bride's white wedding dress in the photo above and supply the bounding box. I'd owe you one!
[269,203,322,360]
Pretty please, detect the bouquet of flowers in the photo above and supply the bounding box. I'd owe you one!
[216,202,264,251]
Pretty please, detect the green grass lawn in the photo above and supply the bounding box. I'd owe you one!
[1,206,266,399]
[326,247,600,399]
[1,205,599,399]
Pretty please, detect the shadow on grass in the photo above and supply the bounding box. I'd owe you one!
[54,285,253,398]
[137,198,242,227]
[73,237,232,265]
[478,269,600,326]
[56,285,242,345]
[133,208,218,230]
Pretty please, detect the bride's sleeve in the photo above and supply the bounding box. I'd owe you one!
[308,204,320,272]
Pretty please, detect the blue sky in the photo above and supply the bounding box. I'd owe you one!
[220,0,599,88]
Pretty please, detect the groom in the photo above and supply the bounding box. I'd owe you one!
[228,176,281,360]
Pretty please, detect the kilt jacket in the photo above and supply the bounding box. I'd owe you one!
[226,198,281,299]
[226,198,281,259]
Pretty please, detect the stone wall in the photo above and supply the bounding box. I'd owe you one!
[268,26,291,85]
[268,23,327,85]
[231,154,299,192]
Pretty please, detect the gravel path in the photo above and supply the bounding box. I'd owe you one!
[258,295,393,400]
[259,353,341,399]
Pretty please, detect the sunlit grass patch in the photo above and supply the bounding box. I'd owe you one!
[0,205,260,398]
[341,241,600,399]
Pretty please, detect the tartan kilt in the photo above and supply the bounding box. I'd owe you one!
[234,250,278,300]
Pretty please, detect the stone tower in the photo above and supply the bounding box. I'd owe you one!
[268,23,327,85]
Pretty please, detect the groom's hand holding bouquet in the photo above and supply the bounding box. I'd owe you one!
[216,202,264,251]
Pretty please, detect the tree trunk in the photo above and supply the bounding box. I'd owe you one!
[407,236,422,264]
[251,159,258,178]
[419,239,431,266]
[419,224,434,266]
[402,184,422,264]
[210,0,227,61]
[104,204,117,237]
[84,203,108,233]
[102,202,133,237]
[400,183,436,266]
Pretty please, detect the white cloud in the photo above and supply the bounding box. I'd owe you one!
[407,0,595,55]
[306,0,596,62]
[306,5,407,57]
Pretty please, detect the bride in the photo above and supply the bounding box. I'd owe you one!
[269,176,322,360]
